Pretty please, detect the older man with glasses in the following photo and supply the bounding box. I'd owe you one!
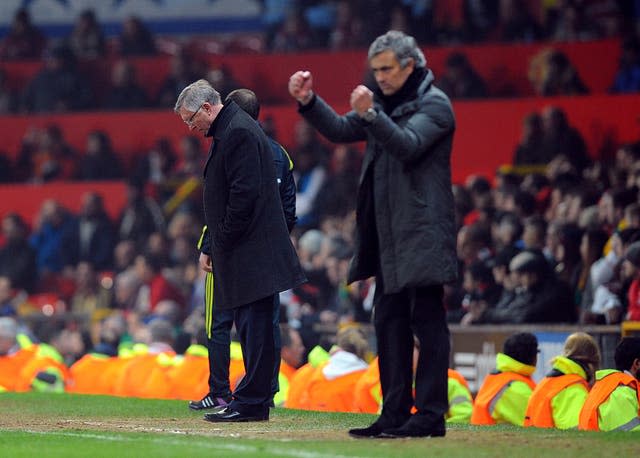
[174,79,305,422]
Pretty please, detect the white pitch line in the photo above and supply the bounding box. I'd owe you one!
[16,430,371,458]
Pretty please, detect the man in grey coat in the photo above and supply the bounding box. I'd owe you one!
[175,79,305,422]
[289,30,457,438]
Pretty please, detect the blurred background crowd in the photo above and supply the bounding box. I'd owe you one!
[1,0,640,401]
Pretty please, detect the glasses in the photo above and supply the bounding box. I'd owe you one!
[185,105,202,126]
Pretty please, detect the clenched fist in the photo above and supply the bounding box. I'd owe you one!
[288,71,314,105]
[350,85,374,116]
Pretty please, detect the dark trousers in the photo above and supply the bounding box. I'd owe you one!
[373,281,450,428]
[207,295,281,399]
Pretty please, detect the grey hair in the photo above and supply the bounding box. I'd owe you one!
[174,79,221,113]
[368,30,426,69]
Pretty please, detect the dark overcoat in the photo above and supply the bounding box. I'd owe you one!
[300,70,458,294]
[203,101,306,309]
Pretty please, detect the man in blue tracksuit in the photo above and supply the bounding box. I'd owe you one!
[189,88,297,412]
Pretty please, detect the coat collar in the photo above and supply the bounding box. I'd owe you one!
[206,100,240,139]
[373,68,435,119]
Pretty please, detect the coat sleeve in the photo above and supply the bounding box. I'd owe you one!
[299,95,367,144]
[367,95,454,164]
[213,127,262,251]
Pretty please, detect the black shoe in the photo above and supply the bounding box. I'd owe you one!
[203,407,269,423]
[188,394,231,412]
[348,422,387,439]
[379,421,446,439]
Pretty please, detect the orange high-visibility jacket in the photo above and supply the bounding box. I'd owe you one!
[0,346,37,392]
[113,352,176,398]
[471,371,536,425]
[578,371,640,431]
[524,374,588,428]
[285,362,325,409]
[449,368,471,390]
[16,353,70,392]
[353,357,381,414]
[68,353,114,394]
[305,366,367,413]
[169,353,209,401]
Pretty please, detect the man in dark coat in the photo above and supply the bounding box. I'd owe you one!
[189,88,297,413]
[175,79,305,422]
[289,30,457,438]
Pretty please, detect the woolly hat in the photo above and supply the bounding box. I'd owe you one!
[563,332,600,367]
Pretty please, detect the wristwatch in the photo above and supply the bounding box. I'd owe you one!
[361,107,378,123]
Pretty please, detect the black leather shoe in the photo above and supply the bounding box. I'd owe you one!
[348,422,387,439]
[379,421,446,439]
[203,407,269,423]
[188,394,231,411]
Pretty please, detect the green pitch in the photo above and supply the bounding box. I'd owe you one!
[0,393,638,457]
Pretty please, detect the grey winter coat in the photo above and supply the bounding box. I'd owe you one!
[300,69,458,293]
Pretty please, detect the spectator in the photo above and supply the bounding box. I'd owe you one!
[0,150,13,183]
[622,241,640,321]
[118,16,156,56]
[313,144,360,222]
[134,137,177,191]
[117,178,166,244]
[65,192,116,271]
[21,44,93,113]
[113,239,137,274]
[271,11,315,52]
[0,69,18,114]
[156,51,200,108]
[29,200,77,276]
[551,2,601,42]
[577,227,608,310]
[291,121,329,229]
[513,113,549,166]
[499,0,542,42]
[0,213,37,292]
[582,228,639,324]
[328,0,367,50]
[17,124,77,182]
[133,253,184,315]
[172,136,203,180]
[66,9,106,59]
[610,39,640,93]
[76,131,124,181]
[0,8,46,60]
[437,52,487,99]
[471,332,538,426]
[0,277,17,317]
[69,261,112,319]
[541,106,590,173]
[104,60,150,110]
[205,65,240,101]
[463,250,576,324]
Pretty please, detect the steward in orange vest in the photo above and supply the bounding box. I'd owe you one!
[471,332,538,426]
[579,337,640,431]
[525,332,600,429]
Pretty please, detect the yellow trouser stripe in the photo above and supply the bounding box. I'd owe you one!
[205,272,214,339]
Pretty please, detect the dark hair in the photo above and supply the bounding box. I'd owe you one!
[503,332,538,366]
[614,337,640,371]
[225,88,260,120]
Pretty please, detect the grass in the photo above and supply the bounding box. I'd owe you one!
[0,393,638,458]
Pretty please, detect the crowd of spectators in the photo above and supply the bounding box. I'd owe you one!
[0,4,638,114]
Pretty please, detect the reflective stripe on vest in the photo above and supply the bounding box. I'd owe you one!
[524,374,587,428]
[578,372,640,431]
[471,371,536,425]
